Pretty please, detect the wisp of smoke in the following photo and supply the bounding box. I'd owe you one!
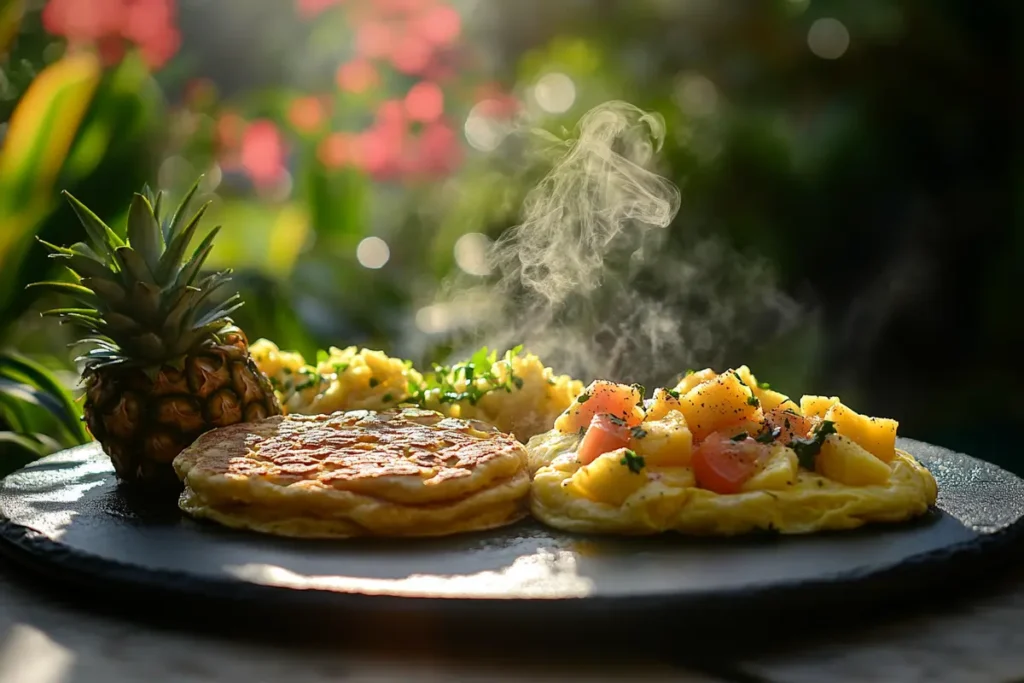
[430,100,801,388]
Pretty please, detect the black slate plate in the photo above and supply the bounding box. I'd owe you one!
[1,438,1023,635]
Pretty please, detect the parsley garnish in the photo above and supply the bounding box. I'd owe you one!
[630,426,648,440]
[407,345,526,407]
[747,395,760,407]
[620,449,645,474]
[369,377,379,388]
[333,362,349,374]
[733,370,748,388]
[316,349,329,365]
[685,369,695,376]
[578,426,587,438]
[607,414,627,427]
[791,420,838,470]
[666,389,681,399]
[730,432,749,442]
[758,381,771,390]
[755,426,781,444]
[577,392,591,404]
[382,393,393,403]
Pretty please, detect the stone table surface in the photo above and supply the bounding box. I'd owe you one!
[2,558,1024,683]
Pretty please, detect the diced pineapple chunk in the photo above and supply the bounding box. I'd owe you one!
[645,387,683,421]
[742,445,798,491]
[823,403,898,463]
[649,466,696,489]
[756,388,797,413]
[567,450,648,506]
[735,365,758,390]
[673,368,717,396]
[678,370,761,442]
[632,410,692,467]
[800,395,839,419]
[815,434,892,486]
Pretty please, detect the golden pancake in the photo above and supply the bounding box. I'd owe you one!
[173,407,530,538]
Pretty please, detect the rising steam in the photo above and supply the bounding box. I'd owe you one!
[426,100,801,387]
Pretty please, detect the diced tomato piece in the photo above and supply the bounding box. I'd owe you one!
[559,380,644,434]
[577,413,632,465]
[764,406,815,445]
[691,432,770,494]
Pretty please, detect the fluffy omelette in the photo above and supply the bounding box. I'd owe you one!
[528,366,938,536]
[173,407,530,538]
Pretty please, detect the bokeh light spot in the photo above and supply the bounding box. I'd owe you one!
[356,21,395,59]
[404,81,444,122]
[533,72,576,114]
[288,96,326,132]
[808,18,850,60]
[318,132,352,169]
[357,237,391,269]
[674,72,718,117]
[416,4,461,46]
[464,100,511,152]
[453,232,492,276]
[336,60,380,93]
[240,120,286,188]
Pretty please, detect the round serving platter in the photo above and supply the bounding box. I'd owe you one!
[1,438,1023,636]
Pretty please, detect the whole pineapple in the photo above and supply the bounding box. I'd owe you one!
[32,178,281,490]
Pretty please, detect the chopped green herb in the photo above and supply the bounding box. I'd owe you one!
[758,381,771,390]
[791,420,838,470]
[685,369,695,376]
[577,392,591,404]
[620,449,645,474]
[316,349,329,365]
[755,426,782,444]
[369,377,380,388]
[578,426,587,438]
[631,383,646,398]
[382,393,394,403]
[282,367,293,375]
[513,376,524,390]
[730,432,749,442]
[630,426,648,440]
[607,414,627,427]
[405,345,526,408]
[733,370,748,388]
[333,362,349,374]
[747,395,760,407]
[666,389,681,400]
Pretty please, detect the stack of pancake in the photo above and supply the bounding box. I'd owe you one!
[173,408,530,538]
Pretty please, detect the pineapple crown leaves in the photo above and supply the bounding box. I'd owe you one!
[28,176,245,370]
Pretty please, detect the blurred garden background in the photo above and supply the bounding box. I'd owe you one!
[0,0,1020,475]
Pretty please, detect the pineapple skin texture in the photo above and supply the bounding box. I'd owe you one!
[84,331,281,488]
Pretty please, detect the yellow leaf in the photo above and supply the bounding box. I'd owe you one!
[0,52,101,268]
[0,0,24,55]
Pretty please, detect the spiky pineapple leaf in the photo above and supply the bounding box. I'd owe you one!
[80,277,127,306]
[175,226,221,289]
[193,294,243,330]
[113,245,155,285]
[26,281,98,306]
[158,202,210,284]
[126,193,162,275]
[62,191,125,261]
[51,252,111,281]
[40,308,102,319]
[165,176,203,245]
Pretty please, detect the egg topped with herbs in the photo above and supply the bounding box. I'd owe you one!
[527,367,938,536]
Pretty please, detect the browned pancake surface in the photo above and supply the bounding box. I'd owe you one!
[174,408,528,507]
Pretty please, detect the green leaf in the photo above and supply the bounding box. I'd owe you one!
[174,226,221,289]
[114,245,154,285]
[62,191,125,261]
[0,353,89,444]
[26,281,97,306]
[126,193,162,274]
[81,277,127,306]
[165,176,203,245]
[193,295,244,329]
[158,202,210,284]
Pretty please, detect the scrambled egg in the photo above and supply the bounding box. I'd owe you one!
[418,348,583,442]
[251,340,581,442]
[250,339,423,414]
[528,366,938,536]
